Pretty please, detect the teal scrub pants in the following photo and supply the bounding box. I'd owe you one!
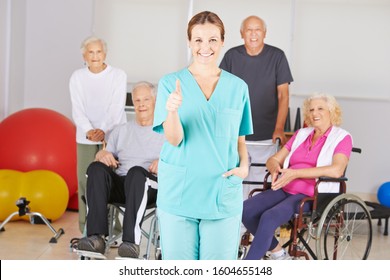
[157,209,241,260]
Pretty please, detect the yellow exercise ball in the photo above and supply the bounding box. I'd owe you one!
[0,170,69,222]
[0,170,21,221]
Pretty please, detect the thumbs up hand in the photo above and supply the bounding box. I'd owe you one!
[166,80,182,112]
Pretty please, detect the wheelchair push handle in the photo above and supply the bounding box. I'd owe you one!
[352,147,362,154]
[275,137,281,147]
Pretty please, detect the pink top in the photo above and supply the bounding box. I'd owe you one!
[283,127,352,197]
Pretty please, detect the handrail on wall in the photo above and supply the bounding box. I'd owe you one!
[291,93,390,102]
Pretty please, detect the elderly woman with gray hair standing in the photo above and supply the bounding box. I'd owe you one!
[70,36,127,233]
[242,93,353,260]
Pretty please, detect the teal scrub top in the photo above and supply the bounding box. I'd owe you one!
[153,68,253,219]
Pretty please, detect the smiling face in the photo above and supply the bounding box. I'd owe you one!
[83,41,107,73]
[307,98,332,130]
[241,16,266,56]
[132,85,156,125]
[188,23,224,66]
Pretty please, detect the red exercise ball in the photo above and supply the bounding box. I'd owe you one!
[0,108,77,204]
[67,192,79,211]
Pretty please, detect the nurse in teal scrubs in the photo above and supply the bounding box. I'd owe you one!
[153,11,253,260]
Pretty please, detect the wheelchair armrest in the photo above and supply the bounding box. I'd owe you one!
[263,172,272,190]
[313,176,348,207]
[318,176,348,182]
[315,176,348,194]
[248,188,265,198]
[247,172,273,198]
[298,196,315,217]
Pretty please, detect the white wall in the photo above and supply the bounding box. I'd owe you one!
[0,0,8,119]
[93,0,189,84]
[0,0,94,119]
[23,0,95,119]
[1,0,389,199]
[291,0,390,100]
[3,0,27,118]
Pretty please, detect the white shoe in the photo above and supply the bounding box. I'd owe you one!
[269,250,293,260]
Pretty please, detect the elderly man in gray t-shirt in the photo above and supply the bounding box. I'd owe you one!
[77,81,165,259]
[220,16,293,203]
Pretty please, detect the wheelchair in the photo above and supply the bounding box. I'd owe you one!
[243,139,281,195]
[71,176,161,260]
[71,202,160,260]
[106,202,161,260]
[240,147,373,260]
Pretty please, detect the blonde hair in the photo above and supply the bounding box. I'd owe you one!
[302,93,342,126]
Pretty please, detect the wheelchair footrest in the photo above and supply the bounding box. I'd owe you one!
[74,249,107,260]
[365,201,390,236]
[115,256,142,260]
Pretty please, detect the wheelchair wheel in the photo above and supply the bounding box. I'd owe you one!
[316,194,372,260]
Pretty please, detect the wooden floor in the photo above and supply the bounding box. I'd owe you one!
[0,209,389,260]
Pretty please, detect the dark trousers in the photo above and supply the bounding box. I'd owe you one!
[85,162,157,244]
[242,189,310,260]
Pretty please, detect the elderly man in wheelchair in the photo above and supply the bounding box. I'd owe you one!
[76,81,164,259]
[241,93,368,260]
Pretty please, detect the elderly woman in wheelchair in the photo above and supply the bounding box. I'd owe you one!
[242,93,354,260]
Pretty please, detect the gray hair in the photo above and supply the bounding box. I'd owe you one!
[132,81,156,97]
[80,36,107,55]
[240,16,267,33]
